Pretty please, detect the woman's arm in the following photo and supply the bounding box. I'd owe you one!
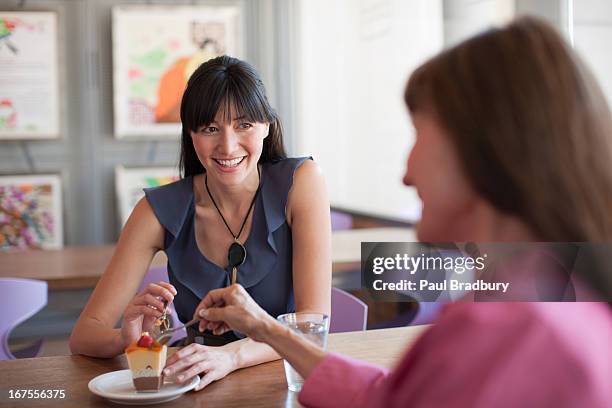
[198,285,392,408]
[197,284,328,375]
[223,160,332,377]
[287,160,332,315]
[260,318,328,376]
[164,161,332,389]
[69,197,168,357]
[221,160,334,372]
[164,336,282,390]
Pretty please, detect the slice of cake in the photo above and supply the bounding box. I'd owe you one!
[125,332,167,392]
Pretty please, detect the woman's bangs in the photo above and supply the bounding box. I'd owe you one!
[224,81,272,124]
[186,89,271,131]
[184,80,225,132]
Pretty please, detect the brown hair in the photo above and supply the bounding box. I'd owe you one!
[405,17,612,296]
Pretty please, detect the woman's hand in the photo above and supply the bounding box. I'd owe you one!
[192,284,328,382]
[163,344,236,391]
[120,281,177,348]
[194,284,277,343]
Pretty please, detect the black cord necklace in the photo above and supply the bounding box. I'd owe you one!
[205,167,260,285]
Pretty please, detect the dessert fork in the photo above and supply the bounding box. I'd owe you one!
[154,317,200,345]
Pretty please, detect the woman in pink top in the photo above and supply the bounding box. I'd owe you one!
[167,17,612,407]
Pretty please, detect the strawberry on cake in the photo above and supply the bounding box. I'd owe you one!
[125,332,167,392]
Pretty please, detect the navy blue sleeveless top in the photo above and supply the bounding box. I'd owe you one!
[144,157,311,345]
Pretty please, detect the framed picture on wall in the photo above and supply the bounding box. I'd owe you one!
[115,166,180,226]
[112,4,243,138]
[0,11,60,139]
[0,174,63,250]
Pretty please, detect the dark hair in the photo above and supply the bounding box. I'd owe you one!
[405,17,612,298]
[179,56,286,177]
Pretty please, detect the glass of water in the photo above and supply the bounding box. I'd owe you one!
[276,312,330,392]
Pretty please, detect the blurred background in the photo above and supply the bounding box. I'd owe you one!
[1,0,611,247]
[0,0,610,356]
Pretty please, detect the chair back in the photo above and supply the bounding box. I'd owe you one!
[139,266,186,345]
[369,301,445,330]
[330,288,367,333]
[331,210,352,231]
[410,302,445,326]
[0,278,47,360]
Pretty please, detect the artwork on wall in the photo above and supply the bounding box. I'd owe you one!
[0,11,60,139]
[0,174,63,250]
[112,5,243,138]
[115,166,180,226]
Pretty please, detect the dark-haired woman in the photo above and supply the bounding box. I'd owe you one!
[190,19,612,407]
[70,56,331,390]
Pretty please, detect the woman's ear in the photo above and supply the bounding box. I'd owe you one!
[264,123,270,138]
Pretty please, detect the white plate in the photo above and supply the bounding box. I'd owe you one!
[88,369,200,405]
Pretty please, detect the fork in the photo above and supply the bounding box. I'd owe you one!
[154,317,200,345]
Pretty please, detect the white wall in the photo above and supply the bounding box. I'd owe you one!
[573,0,612,107]
[444,0,515,45]
[293,0,612,222]
[294,0,443,221]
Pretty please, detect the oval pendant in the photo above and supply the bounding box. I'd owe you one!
[228,241,247,268]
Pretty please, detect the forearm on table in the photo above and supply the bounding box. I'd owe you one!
[260,321,328,379]
[70,321,125,358]
[223,337,281,370]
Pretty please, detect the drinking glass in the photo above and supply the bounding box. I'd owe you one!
[276,312,330,392]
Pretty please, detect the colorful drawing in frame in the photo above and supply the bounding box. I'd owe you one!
[115,166,180,226]
[0,174,63,250]
[112,5,242,138]
[0,11,60,139]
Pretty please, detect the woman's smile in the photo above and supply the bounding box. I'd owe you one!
[213,156,247,171]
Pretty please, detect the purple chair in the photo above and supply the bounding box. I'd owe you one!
[330,288,368,333]
[0,278,48,360]
[138,266,186,345]
[331,210,353,231]
[410,302,445,326]
[370,301,445,330]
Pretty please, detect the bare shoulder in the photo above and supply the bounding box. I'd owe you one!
[126,196,159,228]
[120,196,164,251]
[289,160,325,191]
[287,160,328,225]
[295,159,324,181]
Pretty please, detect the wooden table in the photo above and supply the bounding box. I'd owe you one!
[0,246,167,290]
[330,227,415,274]
[0,325,428,407]
[0,228,415,290]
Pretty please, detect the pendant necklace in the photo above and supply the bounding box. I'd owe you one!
[205,167,260,285]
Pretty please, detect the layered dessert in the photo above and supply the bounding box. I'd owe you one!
[125,332,167,392]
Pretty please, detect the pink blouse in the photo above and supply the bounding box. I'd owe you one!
[299,302,612,408]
